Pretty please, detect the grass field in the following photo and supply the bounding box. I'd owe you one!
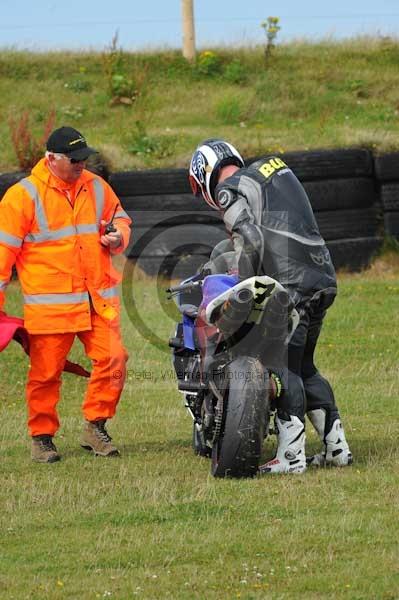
[0,253,398,599]
[1,36,399,173]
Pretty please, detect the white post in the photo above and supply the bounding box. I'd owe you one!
[181,0,196,62]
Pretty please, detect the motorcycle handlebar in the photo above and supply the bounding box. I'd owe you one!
[166,280,202,294]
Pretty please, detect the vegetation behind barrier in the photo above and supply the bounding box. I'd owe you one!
[1,37,399,172]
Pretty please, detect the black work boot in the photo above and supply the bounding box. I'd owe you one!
[80,420,120,457]
[31,435,61,463]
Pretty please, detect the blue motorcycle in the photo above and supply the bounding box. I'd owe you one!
[167,268,299,478]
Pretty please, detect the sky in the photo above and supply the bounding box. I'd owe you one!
[1,0,399,51]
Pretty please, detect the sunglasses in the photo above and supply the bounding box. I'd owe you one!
[66,155,88,164]
[52,153,88,164]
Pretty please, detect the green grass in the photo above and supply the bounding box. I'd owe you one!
[1,37,399,173]
[1,256,399,599]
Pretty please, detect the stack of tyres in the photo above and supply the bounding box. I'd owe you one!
[1,148,390,277]
[109,168,226,278]
[374,153,399,241]
[109,149,382,275]
[271,149,380,271]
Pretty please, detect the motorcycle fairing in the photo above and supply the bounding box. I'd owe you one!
[200,274,239,309]
[181,274,239,351]
[204,275,300,335]
[183,314,196,351]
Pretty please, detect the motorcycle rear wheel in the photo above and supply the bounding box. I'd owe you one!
[211,356,269,478]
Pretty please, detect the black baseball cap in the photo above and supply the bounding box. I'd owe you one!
[46,126,97,160]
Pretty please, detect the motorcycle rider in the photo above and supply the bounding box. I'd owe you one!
[188,139,353,474]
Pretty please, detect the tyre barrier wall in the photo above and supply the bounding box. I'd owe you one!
[374,152,399,241]
[108,148,383,277]
[1,148,397,278]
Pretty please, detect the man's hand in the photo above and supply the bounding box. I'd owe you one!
[100,220,122,249]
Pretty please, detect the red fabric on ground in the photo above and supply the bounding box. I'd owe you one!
[0,312,90,377]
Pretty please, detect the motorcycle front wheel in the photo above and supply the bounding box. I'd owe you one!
[211,356,269,478]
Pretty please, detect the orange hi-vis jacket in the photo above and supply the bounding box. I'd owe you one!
[0,159,131,334]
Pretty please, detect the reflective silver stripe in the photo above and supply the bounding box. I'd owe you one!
[266,227,325,247]
[23,291,89,305]
[76,224,97,234]
[0,279,8,292]
[19,179,49,234]
[20,178,100,242]
[93,178,104,226]
[114,210,129,220]
[0,230,23,248]
[24,223,98,243]
[98,286,119,299]
[25,226,77,243]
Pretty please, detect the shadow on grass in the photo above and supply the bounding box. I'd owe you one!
[59,436,192,459]
[3,434,396,470]
[304,435,398,468]
[260,433,398,469]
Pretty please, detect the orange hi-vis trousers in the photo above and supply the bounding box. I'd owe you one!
[26,312,128,437]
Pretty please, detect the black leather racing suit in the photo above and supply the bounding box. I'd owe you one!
[214,156,341,432]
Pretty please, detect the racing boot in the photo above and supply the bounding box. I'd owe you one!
[307,409,353,467]
[259,415,306,474]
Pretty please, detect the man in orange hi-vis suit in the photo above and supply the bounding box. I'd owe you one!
[0,126,131,463]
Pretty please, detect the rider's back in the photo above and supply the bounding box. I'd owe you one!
[216,156,337,303]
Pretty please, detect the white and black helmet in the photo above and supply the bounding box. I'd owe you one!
[189,139,244,209]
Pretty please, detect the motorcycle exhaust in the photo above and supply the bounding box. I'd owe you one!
[262,290,294,339]
[213,287,254,335]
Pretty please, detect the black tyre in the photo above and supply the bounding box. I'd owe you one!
[380,183,399,211]
[384,212,399,238]
[247,149,373,180]
[120,193,212,213]
[0,171,28,200]
[315,207,379,241]
[374,152,399,182]
[327,236,382,271]
[109,168,190,196]
[304,177,376,212]
[124,210,222,228]
[126,222,226,258]
[211,356,269,478]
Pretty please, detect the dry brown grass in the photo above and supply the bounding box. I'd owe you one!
[338,251,399,281]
